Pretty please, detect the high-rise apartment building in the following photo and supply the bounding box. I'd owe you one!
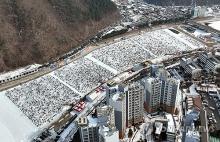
[144,69,180,114]
[108,86,127,139]
[107,81,144,138]
[96,106,115,129]
[126,82,144,127]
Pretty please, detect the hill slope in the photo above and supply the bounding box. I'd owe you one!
[0,0,119,72]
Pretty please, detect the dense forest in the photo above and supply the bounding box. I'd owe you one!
[144,0,220,6]
[0,0,119,72]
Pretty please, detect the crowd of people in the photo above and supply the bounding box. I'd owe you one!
[90,29,198,72]
[54,58,114,94]
[3,28,205,128]
[132,29,193,56]
[4,58,115,127]
[5,75,80,127]
[178,33,206,49]
[91,38,153,71]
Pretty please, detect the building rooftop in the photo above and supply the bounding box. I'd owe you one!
[189,84,200,96]
[112,93,123,101]
[209,56,220,65]
[99,126,119,142]
[187,96,202,111]
[87,115,99,127]
[168,69,184,81]
[185,130,200,142]
[155,122,163,135]
[166,114,175,134]
[185,109,200,126]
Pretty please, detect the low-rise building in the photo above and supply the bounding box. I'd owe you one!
[185,129,200,142]
[154,122,163,140]
[180,58,201,76]
[199,52,220,72]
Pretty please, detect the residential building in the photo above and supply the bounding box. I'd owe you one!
[107,81,144,138]
[97,106,115,128]
[97,106,119,142]
[198,52,220,72]
[144,69,180,114]
[78,117,99,142]
[180,58,201,76]
[108,86,127,139]
[57,122,79,142]
[168,69,184,81]
[78,105,119,142]
[193,6,207,18]
[166,114,176,142]
[126,81,144,127]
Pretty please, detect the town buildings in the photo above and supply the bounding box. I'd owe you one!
[108,85,127,139]
[198,52,220,72]
[78,105,119,142]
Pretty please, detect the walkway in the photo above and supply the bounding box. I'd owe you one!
[84,54,119,75]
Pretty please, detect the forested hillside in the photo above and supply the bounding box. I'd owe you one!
[0,0,119,72]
